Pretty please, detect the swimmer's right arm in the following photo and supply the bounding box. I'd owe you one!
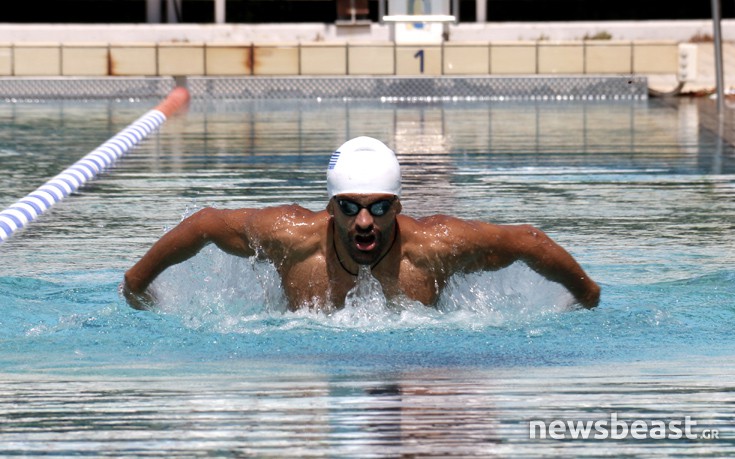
[122,207,257,309]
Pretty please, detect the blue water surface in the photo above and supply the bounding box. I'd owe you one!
[0,98,734,457]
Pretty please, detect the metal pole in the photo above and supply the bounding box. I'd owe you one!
[166,0,181,23]
[711,0,725,114]
[215,0,226,23]
[146,0,161,23]
[476,0,486,23]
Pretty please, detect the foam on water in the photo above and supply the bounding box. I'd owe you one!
[148,243,577,335]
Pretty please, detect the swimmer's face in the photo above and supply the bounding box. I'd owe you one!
[329,193,401,265]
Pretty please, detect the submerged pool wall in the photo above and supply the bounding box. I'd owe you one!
[0,75,648,101]
[0,40,681,80]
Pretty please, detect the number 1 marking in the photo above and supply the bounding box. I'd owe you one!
[414,49,425,73]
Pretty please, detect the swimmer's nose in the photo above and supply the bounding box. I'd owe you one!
[355,208,373,230]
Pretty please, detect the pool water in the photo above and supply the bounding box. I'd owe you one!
[1,97,734,457]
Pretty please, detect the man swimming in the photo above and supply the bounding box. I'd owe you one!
[122,136,600,310]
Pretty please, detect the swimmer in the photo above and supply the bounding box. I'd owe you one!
[122,136,600,310]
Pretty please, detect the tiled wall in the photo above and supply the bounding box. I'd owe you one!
[0,41,680,77]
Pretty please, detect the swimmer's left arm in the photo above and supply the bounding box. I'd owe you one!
[490,224,600,308]
[441,219,600,309]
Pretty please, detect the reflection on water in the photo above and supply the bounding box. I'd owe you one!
[1,359,733,457]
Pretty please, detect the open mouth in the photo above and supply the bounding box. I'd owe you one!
[354,233,377,251]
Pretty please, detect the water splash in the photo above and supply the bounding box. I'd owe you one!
[321,264,417,330]
[344,265,388,311]
[438,263,576,326]
[151,245,288,332]
[147,246,578,334]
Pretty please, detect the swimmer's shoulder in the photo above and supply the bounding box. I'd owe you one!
[397,214,465,265]
[398,213,467,232]
[399,213,503,247]
[240,203,327,222]
[237,204,328,256]
[397,213,465,249]
[250,204,329,236]
[275,204,329,223]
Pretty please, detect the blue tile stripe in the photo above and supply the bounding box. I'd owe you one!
[0,108,169,243]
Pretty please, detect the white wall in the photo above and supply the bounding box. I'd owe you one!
[0,20,733,44]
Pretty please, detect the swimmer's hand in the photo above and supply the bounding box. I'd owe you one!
[576,281,601,309]
[119,280,158,310]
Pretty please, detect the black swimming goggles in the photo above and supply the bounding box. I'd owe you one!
[336,198,395,217]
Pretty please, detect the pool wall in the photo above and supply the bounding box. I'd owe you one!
[0,40,680,80]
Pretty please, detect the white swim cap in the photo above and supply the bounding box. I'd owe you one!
[327,136,401,197]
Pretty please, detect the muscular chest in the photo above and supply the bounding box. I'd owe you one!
[278,256,335,309]
[278,255,445,310]
[376,260,444,306]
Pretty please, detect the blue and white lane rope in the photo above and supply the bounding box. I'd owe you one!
[0,109,167,243]
[0,85,190,243]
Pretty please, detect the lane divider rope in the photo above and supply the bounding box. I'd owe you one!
[0,86,190,243]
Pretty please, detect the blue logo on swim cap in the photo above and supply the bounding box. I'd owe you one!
[328,150,340,170]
